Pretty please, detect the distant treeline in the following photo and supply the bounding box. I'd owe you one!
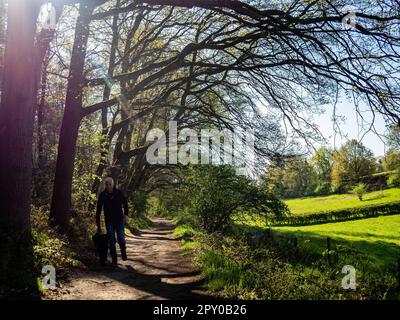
[263,128,400,199]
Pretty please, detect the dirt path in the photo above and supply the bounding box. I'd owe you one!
[56,218,211,300]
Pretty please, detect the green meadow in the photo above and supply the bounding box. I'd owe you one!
[284,188,400,215]
[275,214,400,270]
[174,186,400,299]
[235,188,400,271]
[273,189,400,271]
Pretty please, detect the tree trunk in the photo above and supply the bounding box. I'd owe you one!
[0,0,6,89]
[0,0,42,295]
[0,0,41,232]
[50,3,93,232]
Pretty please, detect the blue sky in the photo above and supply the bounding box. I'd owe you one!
[316,100,388,157]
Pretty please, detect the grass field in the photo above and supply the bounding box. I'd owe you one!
[235,188,400,272]
[274,215,400,270]
[176,188,400,299]
[285,188,400,215]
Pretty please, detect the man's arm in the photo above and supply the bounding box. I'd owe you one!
[96,193,103,231]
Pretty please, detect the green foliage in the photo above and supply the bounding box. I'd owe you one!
[331,140,376,192]
[72,117,104,211]
[351,182,368,201]
[32,230,77,271]
[387,173,400,187]
[28,206,84,298]
[387,125,400,152]
[126,214,153,231]
[263,142,399,199]
[383,149,400,171]
[311,147,333,195]
[147,186,185,218]
[69,210,97,248]
[146,195,167,217]
[31,206,79,269]
[264,156,317,198]
[182,165,289,233]
[131,191,149,215]
[199,251,242,292]
[173,216,197,236]
[1,207,80,298]
[314,182,331,195]
[188,228,394,299]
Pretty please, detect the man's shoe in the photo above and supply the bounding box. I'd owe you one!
[120,244,128,261]
[121,250,127,261]
[111,254,118,266]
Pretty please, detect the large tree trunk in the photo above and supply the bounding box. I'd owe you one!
[0,0,42,295]
[50,3,93,232]
[0,0,41,232]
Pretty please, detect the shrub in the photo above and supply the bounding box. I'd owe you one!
[314,182,331,196]
[31,206,80,297]
[0,207,80,298]
[351,182,368,201]
[387,173,400,188]
[182,165,289,233]
[131,191,149,215]
[32,230,77,272]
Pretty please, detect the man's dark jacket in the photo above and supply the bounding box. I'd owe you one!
[96,188,129,226]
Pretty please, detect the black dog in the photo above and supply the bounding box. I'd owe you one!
[92,233,109,266]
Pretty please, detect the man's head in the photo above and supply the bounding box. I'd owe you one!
[105,177,114,193]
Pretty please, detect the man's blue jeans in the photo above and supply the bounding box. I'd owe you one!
[106,220,126,262]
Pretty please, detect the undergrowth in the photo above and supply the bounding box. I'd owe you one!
[174,219,400,300]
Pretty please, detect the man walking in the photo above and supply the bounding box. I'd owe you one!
[96,177,129,265]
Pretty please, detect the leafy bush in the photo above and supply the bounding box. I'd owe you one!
[182,165,289,233]
[351,182,368,201]
[32,230,77,272]
[0,208,82,298]
[126,214,153,230]
[131,191,149,215]
[387,173,400,188]
[31,206,81,296]
[314,182,331,196]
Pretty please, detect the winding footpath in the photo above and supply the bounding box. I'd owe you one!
[56,218,211,300]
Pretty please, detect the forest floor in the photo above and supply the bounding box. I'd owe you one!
[53,218,212,300]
